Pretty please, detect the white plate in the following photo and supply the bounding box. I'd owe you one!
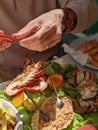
[0,98,23,130]
[70,33,98,70]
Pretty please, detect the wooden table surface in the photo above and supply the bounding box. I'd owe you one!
[0,67,14,83]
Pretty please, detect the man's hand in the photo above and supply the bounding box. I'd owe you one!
[13,9,64,52]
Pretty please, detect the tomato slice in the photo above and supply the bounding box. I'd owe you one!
[48,73,64,90]
[78,124,98,130]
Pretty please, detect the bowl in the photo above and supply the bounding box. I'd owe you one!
[0,98,23,130]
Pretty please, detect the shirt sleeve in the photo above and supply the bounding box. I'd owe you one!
[58,0,98,33]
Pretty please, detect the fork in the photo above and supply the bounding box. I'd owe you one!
[24,89,50,122]
[50,79,64,109]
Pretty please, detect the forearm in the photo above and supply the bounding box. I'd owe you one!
[59,0,98,33]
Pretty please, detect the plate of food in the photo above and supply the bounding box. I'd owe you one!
[31,95,74,130]
[70,34,98,70]
[0,58,98,130]
[0,98,23,130]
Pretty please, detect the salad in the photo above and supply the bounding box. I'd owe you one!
[0,58,98,130]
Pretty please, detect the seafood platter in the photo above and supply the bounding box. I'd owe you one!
[0,57,98,130]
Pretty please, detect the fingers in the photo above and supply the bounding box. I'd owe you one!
[0,30,4,35]
[19,23,56,43]
[14,23,62,52]
[46,36,61,49]
[19,32,61,52]
[12,21,40,39]
[0,30,11,51]
[0,41,11,51]
[34,22,57,39]
[43,27,61,45]
[12,9,63,51]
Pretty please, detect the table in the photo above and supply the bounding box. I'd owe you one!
[0,66,14,83]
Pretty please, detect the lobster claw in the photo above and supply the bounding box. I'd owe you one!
[0,33,16,42]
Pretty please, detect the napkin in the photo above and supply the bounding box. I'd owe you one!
[62,43,91,66]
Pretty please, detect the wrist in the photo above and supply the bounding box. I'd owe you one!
[62,7,77,33]
[49,9,65,20]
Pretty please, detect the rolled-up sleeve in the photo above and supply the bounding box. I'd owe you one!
[58,0,98,33]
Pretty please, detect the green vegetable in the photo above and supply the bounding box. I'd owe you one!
[0,90,12,101]
[59,64,78,77]
[82,112,98,127]
[44,88,54,97]
[18,107,33,130]
[17,106,26,114]
[23,124,32,130]
[66,113,88,130]
[30,92,46,106]
[64,72,73,79]
[63,83,78,99]
[64,64,78,72]
[21,111,30,124]
[51,62,61,73]
[45,65,55,75]
[58,88,66,97]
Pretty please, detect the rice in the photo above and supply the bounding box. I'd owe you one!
[31,95,74,130]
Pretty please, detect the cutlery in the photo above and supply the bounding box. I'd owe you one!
[50,78,64,109]
[24,89,50,122]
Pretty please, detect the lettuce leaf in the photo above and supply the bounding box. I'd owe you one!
[65,113,88,130]
[82,112,98,127]
[0,90,12,101]
[66,112,98,130]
